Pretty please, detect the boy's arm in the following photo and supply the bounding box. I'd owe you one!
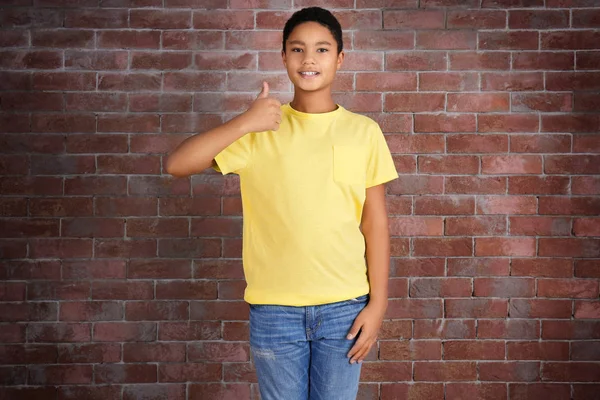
[346,183,390,364]
[165,82,281,178]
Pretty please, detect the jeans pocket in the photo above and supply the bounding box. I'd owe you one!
[348,294,369,303]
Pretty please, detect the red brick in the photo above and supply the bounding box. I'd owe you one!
[0,324,25,343]
[480,31,538,50]
[189,342,250,362]
[571,341,600,361]
[447,10,506,28]
[417,30,477,50]
[475,277,535,297]
[129,176,190,196]
[547,72,600,91]
[387,134,445,153]
[380,340,441,361]
[2,92,63,112]
[31,113,95,133]
[477,319,539,339]
[122,385,186,400]
[446,216,506,236]
[156,281,217,300]
[513,51,574,70]
[446,257,504,278]
[446,383,507,400]
[508,177,569,195]
[577,51,600,70]
[482,72,544,92]
[574,218,600,237]
[159,363,221,382]
[129,9,191,29]
[476,237,536,256]
[384,93,444,112]
[66,134,128,154]
[92,281,154,300]
[574,301,600,319]
[509,341,569,361]
[414,238,473,257]
[159,321,221,341]
[386,299,443,319]
[190,300,249,320]
[29,365,93,385]
[391,258,446,277]
[414,362,476,381]
[380,383,444,400]
[98,30,160,49]
[543,362,600,382]
[510,384,571,400]
[415,196,474,215]
[573,177,600,195]
[482,0,543,5]
[545,155,600,174]
[383,10,444,29]
[159,238,221,258]
[414,319,475,340]
[57,343,120,364]
[446,177,506,195]
[476,196,537,215]
[446,299,508,318]
[191,217,242,237]
[509,299,572,318]
[356,72,416,91]
[99,72,161,91]
[540,238,600,258]
[0,344,57,364]
[419,155,479,174]
[445,340,505,360]
[447,134,508,153]
[542,31,600,50]
[389,217,442,236]
[362,362,412,382]
[448,93,509,112]
[512,93,572,113]
[65,50,128,70]
[59,387,122,400]
[479,362,540,382]
[509,10,569,29]
[575,260,600,278]
[126,218,188,238]
[27,323,90,343]
[96,364,157,384]
[450,52,510,71]
[94,322,157,342]
[538,278,599,298]
[95,198,157,217]
[543,320,600,340]
[226,30,281,51]
[126,301,188,321]
[123,343,186,363]
[512,258,573,277]
[479,114,539,133]
[65,177,127,196]
[420,72,479,92]
[510,134,571,153]
[32,30,94,48]
[64,9,128,28]
[386,51,446,70]
[189,384,250,400]
[0,219,59,239]
[0,50,62,70]
[410,278,471,298]
[62,218,124,238]
[95,238,157,258]
[59,301,122,321]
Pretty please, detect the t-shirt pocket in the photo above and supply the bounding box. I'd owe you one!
[333,145,366,185]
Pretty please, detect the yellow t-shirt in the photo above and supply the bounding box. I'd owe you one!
[214,103,398,306]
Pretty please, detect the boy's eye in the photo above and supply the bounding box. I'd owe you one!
[317,48,328,53]
[292,48,302,52]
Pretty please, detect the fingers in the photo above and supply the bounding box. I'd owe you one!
[347,321,362,340]
[348,336,376,364]
[257,81,269,99]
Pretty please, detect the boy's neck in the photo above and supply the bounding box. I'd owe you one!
[290,91,338,114]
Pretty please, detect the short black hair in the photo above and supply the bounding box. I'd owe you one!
[282,7,343,54]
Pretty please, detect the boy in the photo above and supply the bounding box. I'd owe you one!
[166,7,398,400]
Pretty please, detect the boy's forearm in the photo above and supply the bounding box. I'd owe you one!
[165,114,249,178]
[363,220,390,306]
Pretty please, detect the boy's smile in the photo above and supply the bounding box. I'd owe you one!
[282,21,344,95]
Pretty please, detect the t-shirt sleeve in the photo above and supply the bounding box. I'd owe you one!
[213,133,254,175]
[366,124,398,188]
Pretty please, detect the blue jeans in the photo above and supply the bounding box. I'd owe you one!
[249,294,369,400]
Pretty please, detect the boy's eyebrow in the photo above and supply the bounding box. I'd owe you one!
[288,40,333,46]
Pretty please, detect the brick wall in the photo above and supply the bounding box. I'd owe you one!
[1,0,599,399]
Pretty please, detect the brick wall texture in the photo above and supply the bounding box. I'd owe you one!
[1,0,600,399]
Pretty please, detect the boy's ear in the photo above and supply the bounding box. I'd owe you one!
[281,49,287,67]
[336,50,345,70]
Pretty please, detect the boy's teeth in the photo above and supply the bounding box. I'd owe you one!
[302,72,318,75]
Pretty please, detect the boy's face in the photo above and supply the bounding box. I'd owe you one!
[282,21,344,94]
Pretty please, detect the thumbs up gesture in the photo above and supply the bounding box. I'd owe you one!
[239,82,282,133]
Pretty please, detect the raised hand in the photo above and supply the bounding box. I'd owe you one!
[239,81,282,133]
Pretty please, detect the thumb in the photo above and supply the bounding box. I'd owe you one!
[257,81,269,99]
[347,320,362,340]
